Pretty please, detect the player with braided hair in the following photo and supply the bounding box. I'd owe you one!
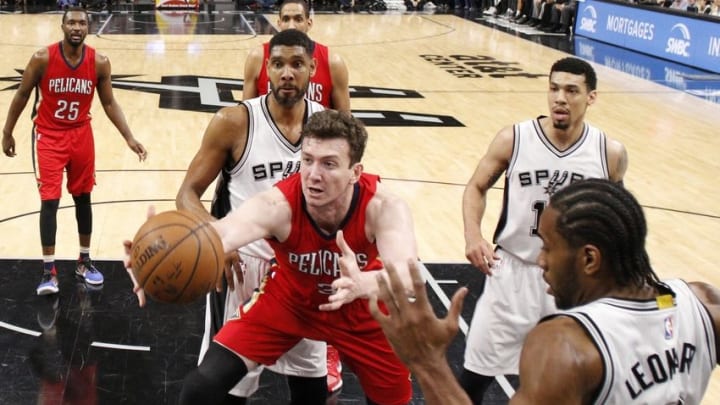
[372,179,720,404]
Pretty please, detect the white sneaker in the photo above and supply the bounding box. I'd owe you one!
[483,5,497,14]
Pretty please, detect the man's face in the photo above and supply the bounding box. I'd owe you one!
[62,11,89,48]
[267,45,316,107]
[546,72,596,131]
[536,206,582,310]
[299,136,359,209]
[277,4,312,33]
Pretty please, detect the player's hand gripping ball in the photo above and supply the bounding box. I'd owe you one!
[130,210,223,303]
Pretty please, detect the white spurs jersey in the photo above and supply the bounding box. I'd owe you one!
[211,95,324,260]
[493,117,609,262]
[544,279,717,404]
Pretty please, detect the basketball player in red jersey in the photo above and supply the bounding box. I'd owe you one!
[2,8,147,296]
[243,0,350,111]
[243,0,350,396]
[126,110,417,405]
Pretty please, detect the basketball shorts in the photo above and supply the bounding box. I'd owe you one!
[464,248,557,375]
[34,125,95,201]
[214,269,412,405]
[198,253,326,398]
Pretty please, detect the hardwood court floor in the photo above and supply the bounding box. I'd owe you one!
[0,5,719,404]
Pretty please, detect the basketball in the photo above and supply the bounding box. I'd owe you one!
[130,210,224,304]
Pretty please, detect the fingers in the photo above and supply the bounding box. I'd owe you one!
[383,261,408,312]
[123,239,146,307]
[146,205,156,219]
[335,230,353,257]
[446,286,468,329]
[368,293,389,324]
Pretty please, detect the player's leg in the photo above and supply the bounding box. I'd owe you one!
[180,342,250,405]
[325,300,412,405]
[34,126,68,295]
[268,338,327,404]
[196,278,303,404]
[463,249,556,403]
[67,125,102,285]
[197,254,264,403]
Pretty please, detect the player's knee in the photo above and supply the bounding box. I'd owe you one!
[180,342,249,405]
[287,375,326,405]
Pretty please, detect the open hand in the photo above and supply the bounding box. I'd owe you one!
[319,230,365,311]
[369,259,468,367]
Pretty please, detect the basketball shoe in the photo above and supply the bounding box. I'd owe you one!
[37,270,59,296]
[326,345,343,395]
[76,257,104,285]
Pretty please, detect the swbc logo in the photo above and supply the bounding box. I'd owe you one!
[666,23,691,58]
[579,5,598,33]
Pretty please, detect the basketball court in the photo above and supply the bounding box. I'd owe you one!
[0,3,719,404]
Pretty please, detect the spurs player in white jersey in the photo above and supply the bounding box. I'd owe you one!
[544,278,716,404]
[461,57,629,403]
[176,30,329,404]
[369,179,720,405]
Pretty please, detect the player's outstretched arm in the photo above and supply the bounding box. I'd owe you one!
[369,259,470,405]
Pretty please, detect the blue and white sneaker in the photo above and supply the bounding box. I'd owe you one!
[76,258,104,285]
[37,272,59,296]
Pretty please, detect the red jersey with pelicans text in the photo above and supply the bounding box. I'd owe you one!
[35,42,96,130]
[267,172,383,308]
[257,41,334,108]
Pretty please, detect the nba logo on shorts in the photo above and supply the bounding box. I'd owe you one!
[664,316,674,340]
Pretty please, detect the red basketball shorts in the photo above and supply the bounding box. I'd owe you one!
[214,277,412,405]
[34,124,96,200]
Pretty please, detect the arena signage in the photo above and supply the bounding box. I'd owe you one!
[574,0,720,74]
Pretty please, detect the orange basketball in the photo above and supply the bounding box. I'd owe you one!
[130,210,223,304]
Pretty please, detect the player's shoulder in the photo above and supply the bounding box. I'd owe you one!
[526,315,601,366]
[214,103,250,126]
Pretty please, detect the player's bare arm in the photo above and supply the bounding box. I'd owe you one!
[242,46,265,100]
[176,105,251,290]
[511,318,603,405]
[606,137,628,183]
[688,281,720,363]
[95,53,147,161]
[176,105,250,222]
[2,48,48,157]
[321,186,418,312]
[328,50,350,112]
[462,126,513,275]
[370,259,471,405]
[213,186,292,255]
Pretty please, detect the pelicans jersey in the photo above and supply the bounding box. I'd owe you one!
[256,41,334,108]
[267,172,384,308]
[544,279,717,404]
[214,172,412,405]
[35,42,96,130]
[211,95,324,260]
[494,117,609,262]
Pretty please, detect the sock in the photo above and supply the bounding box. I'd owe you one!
[43,256,56,275]
[79,247,90,262]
